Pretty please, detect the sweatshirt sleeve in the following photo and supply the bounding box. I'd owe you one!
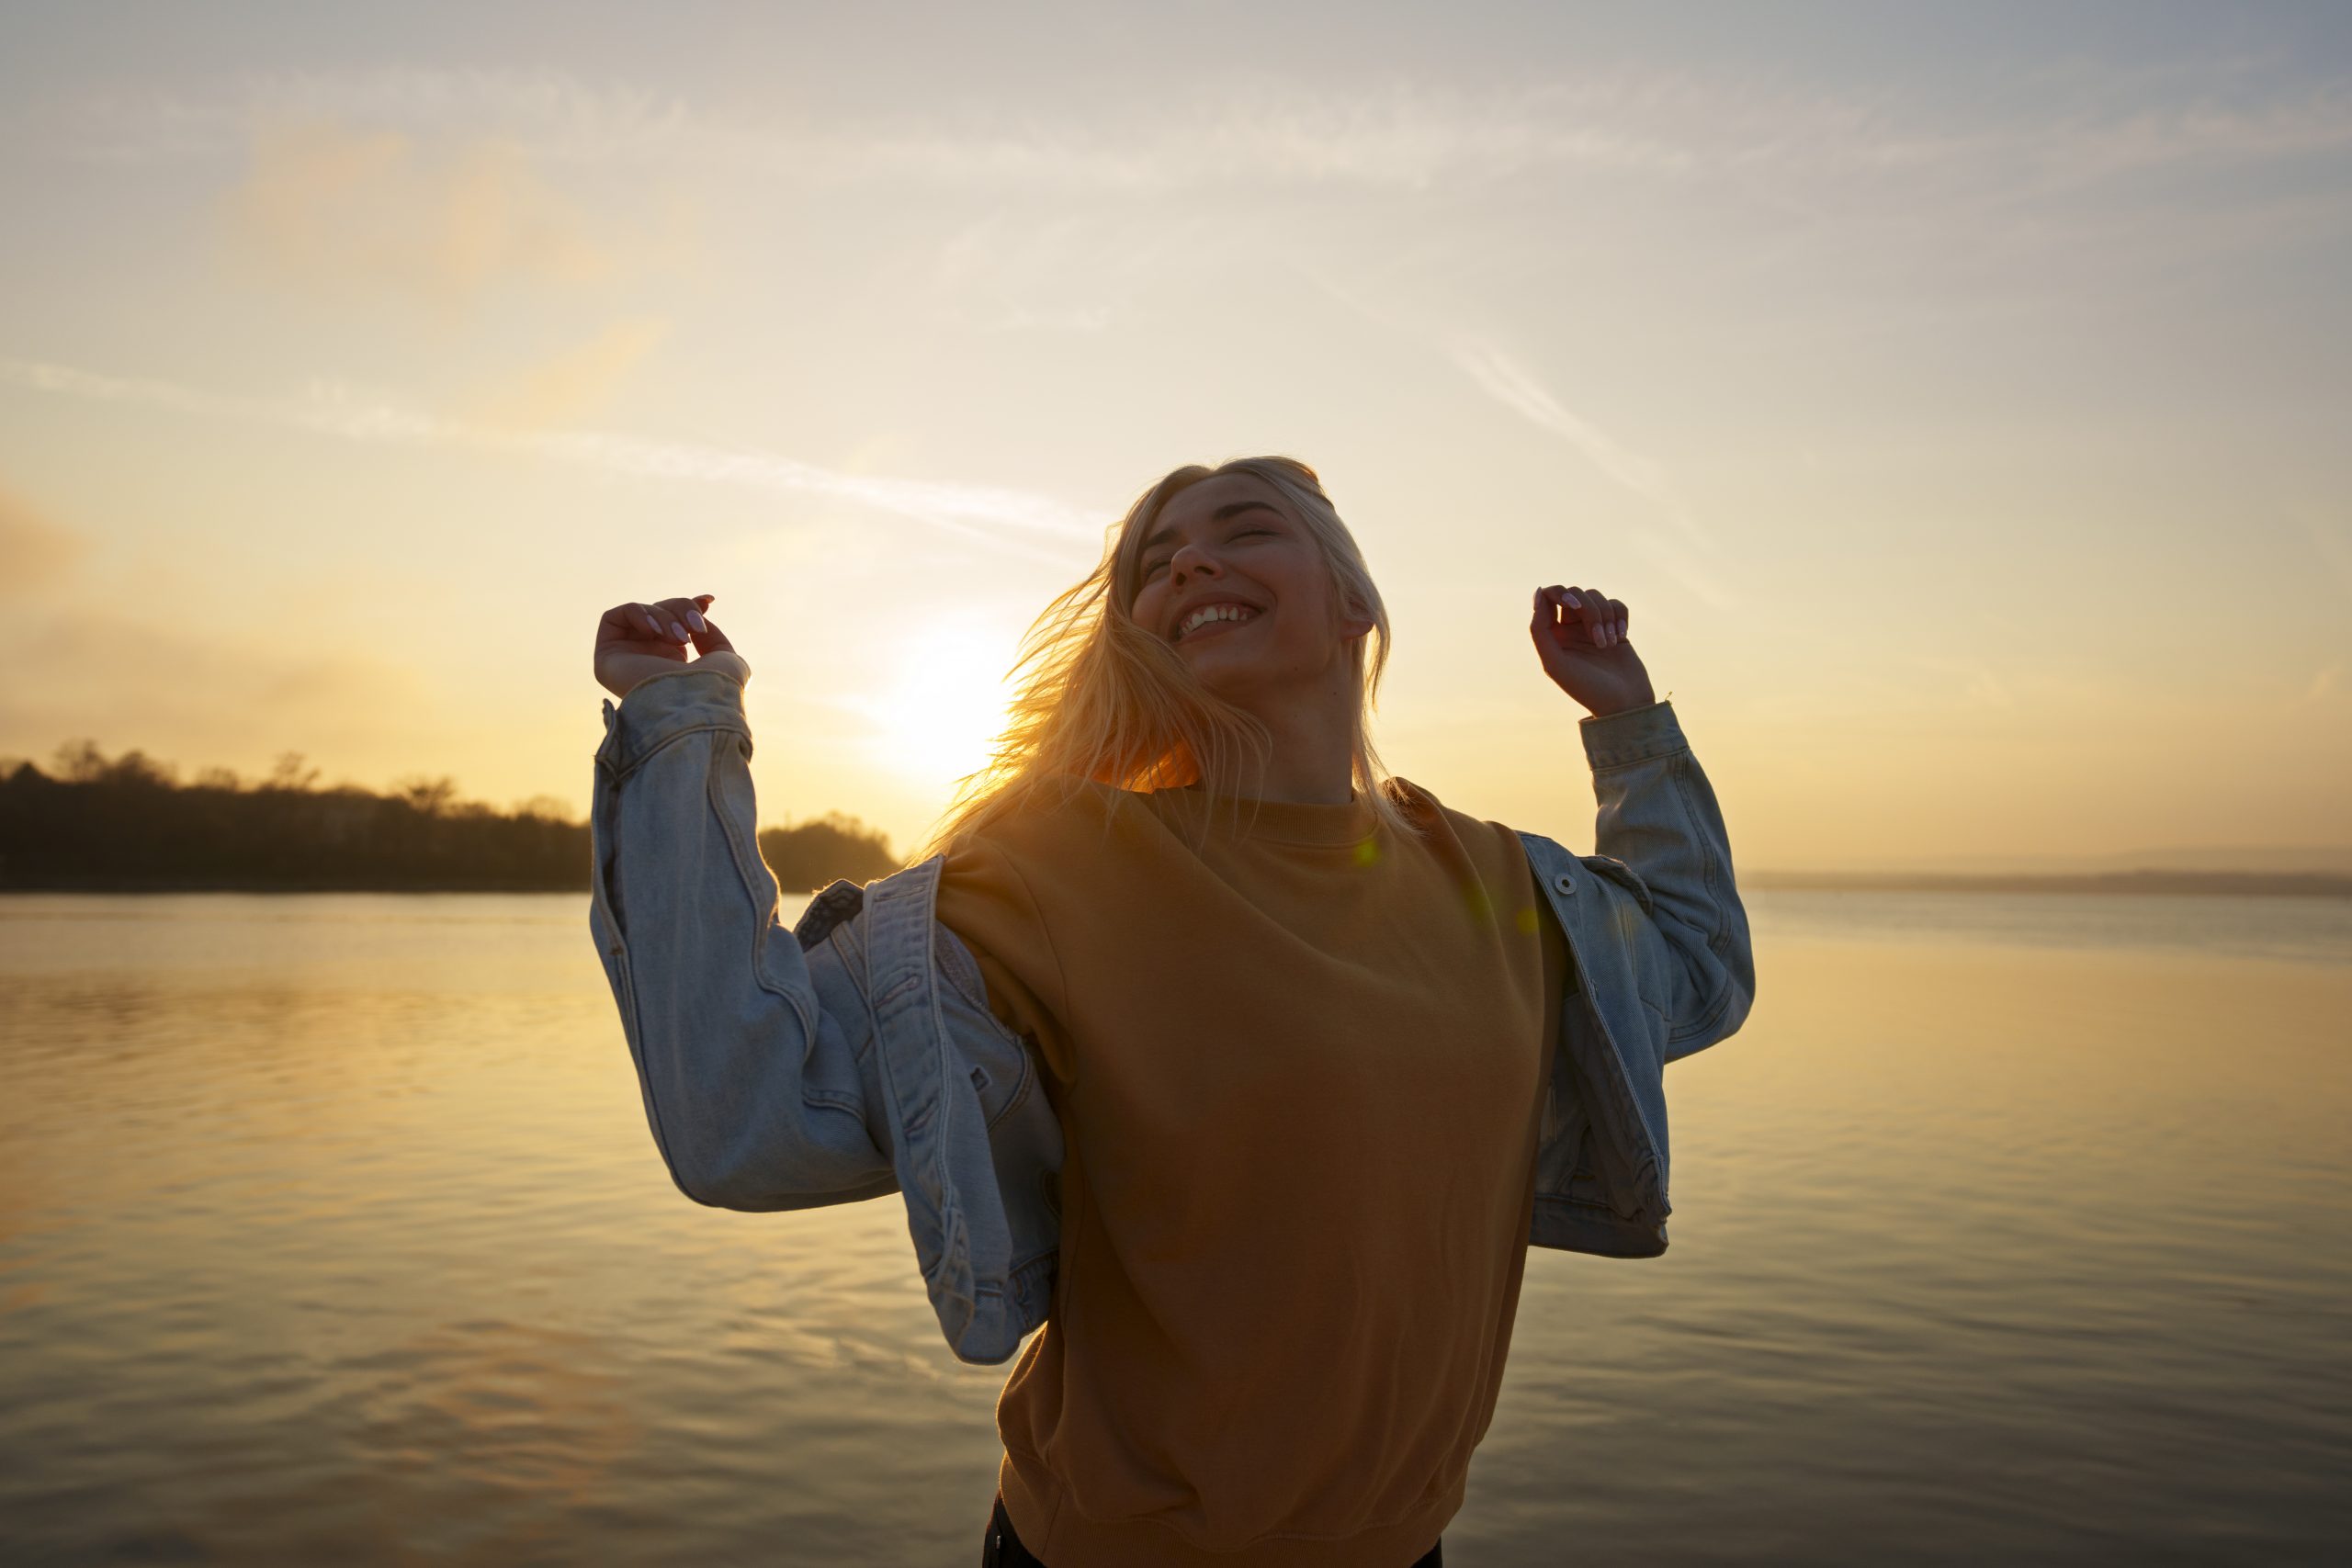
[934,829,1078,1089]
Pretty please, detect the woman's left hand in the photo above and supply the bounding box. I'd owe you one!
[1530,584,1657,717]
[594,592,740,699]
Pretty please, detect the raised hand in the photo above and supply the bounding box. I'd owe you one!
[1529,583,1657,718]
[594,593,740,699]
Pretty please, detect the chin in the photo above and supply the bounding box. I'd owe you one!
[1188,658,1277,695]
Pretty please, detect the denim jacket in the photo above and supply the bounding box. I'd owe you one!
[588,664,1754,1366]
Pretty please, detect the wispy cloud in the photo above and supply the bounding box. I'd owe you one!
[0,357,1099,562]
[1445,339,1733,607]
[923,210,1190,334]
[0,482,92,593]
[44,66,1714,182]
[2030,82,2352,187]
[213,118,664,321]
[1449,341,1692,526]
[58,67,696,166]
[452,315,670,433]
[53,63,2352,197]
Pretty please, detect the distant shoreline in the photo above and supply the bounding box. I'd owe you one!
[1746,869,2352,897]
[4,869,2348,898]
[1,744,900,897]
[10,745,2347,901]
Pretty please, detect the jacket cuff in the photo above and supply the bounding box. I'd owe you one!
[595,664,750,779]
[1578,698,1687,771]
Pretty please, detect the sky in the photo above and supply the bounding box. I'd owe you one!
[1,0,2347,873]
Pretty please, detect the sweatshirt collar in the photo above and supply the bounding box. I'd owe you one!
[1148,784,1377,846]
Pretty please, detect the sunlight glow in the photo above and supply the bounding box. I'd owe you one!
[845,619,1021,793]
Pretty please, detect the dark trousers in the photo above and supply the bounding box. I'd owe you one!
[982,1492,1442,1566]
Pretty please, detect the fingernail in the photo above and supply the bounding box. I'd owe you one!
[670,621,688,640]
[689,611,707,630]
[1565,592,1582,607]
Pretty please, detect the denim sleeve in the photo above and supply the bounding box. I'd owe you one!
[587,663,897,1210]
[1577,699,1757,1062]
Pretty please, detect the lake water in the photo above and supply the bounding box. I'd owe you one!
[2,890,2347,1565]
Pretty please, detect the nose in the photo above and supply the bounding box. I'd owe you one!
[1169,540,1221,586]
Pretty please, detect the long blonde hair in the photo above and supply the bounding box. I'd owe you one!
[905,455,1430,864]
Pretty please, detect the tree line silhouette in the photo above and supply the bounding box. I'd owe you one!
[0,740,902,894]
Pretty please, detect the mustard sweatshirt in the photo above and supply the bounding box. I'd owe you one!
[933,774,1569,1568]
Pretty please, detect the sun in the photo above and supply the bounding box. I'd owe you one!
[853,618,1021,792]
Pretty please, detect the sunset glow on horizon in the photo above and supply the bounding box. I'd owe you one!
[2,3,2347,873]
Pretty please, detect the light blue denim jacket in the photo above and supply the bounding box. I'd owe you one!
[588,663,1754,1365]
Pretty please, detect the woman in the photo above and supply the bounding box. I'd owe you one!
[589,456,1749,1568]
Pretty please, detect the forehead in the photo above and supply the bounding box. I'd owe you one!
[1152,471,1289,532]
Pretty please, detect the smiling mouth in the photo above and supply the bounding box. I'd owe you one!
[1175,611,1261,645]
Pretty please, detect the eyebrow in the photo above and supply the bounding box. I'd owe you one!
[1140,501,1282,558]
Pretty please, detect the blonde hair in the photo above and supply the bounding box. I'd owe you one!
[905,455,1430,865]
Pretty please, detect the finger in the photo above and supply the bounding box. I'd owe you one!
[652,594,707,639]
[1578,587,1614,649]
[631,598,688,644]
[1540,587,1572,647]
[1607,597,1629,646]
[616,603,689,660]
[1556,586,1595,647]
[616,602,693,653]
[595,604,638,646]
[691,615,737,656]
[1533,582,1571,644]
[1534,584,1577,644]
[597,602,666,648]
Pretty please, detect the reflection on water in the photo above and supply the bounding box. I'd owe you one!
[1754,886,2352,966]
[2,891,2347,1564]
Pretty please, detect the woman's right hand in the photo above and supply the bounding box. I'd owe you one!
[594,593,744,699]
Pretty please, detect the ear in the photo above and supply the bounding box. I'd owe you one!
[1331,588,1374,643]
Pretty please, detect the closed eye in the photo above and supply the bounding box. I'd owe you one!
[1142,526,1272,581]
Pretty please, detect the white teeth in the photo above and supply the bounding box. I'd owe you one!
[1178,604,1256,639]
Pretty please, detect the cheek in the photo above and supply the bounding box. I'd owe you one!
[1268,570,1334,634]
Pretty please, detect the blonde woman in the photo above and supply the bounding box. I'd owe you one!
[587,456,1753,1568]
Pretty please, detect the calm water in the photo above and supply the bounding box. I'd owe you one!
[2,890,2347,1565]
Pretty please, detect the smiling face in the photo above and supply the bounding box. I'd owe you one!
[1125,471,1371,703]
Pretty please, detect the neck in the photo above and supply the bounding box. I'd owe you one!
[1197,671,1359,806]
